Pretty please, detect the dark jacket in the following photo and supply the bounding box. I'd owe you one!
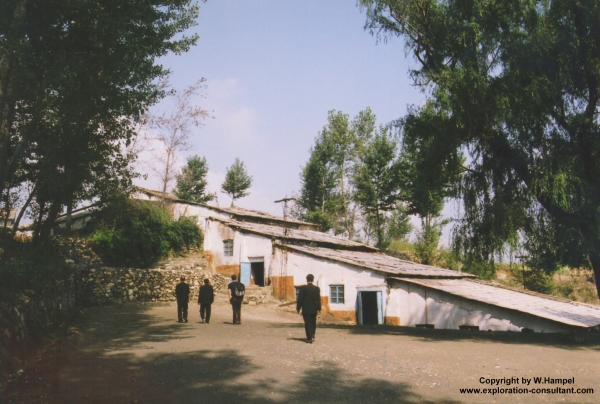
[175,282,190,302]
[296,283,321,314]
[198,284,214,305]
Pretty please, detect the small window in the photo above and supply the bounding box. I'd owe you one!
[223,239,234,256]
[295,286,300,300]
[330,285,344,304]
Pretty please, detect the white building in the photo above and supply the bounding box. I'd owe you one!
[53,188,600,332]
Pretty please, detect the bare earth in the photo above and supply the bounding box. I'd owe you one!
[4,292,600,404]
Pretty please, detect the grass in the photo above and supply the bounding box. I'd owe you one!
[387,240,599,305]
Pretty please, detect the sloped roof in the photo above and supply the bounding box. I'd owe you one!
[205,205,317,228]
[278,244,471,278]
[212,218,377,252]
[135,187,318,229]
[134,187,178,201]
[392,277,600,328]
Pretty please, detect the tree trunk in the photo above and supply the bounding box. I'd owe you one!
[38,201,61,245]
[33,199,47,243]
[375,208,382,249]
[590,251,600,299]
[2,190,9,227]
[65,201,73,234]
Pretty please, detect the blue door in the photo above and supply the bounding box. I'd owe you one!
[240,262,251,285]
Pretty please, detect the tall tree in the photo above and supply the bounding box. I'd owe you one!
[173,155,214,203]
[354,129,406,248]
[297,108,377,238]
[149,79,211,194]
[0,0,201,244]
[297,135,339,232]
[361,0,600,293]
[221,158,252,207]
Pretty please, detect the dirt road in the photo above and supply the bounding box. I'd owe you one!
[4,294,600,403]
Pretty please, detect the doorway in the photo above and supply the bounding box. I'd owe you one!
[250,261,265,287]
[357,291,383,325]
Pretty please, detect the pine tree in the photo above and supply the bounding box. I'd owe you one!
[173,155,214,203]
[221,158,252,207]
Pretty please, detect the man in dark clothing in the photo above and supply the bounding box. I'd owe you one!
[228,274,245,325]
[296,274,321,343]
[198,278,214,324]
[175,276,191,323]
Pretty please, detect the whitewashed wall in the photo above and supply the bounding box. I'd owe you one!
[204,219,273,278]
[171,203,228,231]
[389,279,573,332]
[270,248,387,313]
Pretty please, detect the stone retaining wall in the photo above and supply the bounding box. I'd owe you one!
[76,266,228,306]
[0,240,228,380]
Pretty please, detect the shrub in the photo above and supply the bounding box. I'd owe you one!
[89,197,202,268]
[0,233,71,303]
[166,216,202,253]
[524,270,555,294]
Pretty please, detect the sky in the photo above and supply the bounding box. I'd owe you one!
[134,0,440,240]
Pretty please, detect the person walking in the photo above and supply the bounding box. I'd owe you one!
[296,274,321,343]
[198,278,214,324]
[175,276,191,323]
[228,274,245,325]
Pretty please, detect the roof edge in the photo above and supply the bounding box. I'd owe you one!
[389,277,600,329]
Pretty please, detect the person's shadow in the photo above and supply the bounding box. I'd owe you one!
[288,337,311,343]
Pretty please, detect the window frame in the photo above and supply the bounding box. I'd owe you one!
[330,284,345,304]
[295,286,300,301]
[223,239,234,257]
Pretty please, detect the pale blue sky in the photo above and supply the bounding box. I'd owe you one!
[136,0,427,223]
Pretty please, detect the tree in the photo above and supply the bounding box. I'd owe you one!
[297,108,377,238]
[149,79,211,194]
[361,0,600,294]
[221,158,252,207]
[296,131,339,232]
[354,129,406,248]
[0,0,200,244]
[173,155,214,203]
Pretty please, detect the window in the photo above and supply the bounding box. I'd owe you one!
[223,240,234,256]
[330,285,345,304]
[295,286,300,300]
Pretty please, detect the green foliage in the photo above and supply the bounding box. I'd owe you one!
[296,125,340,232]
[297,108,378,238]
[414,221,444,265]
[361,0,600,295]
[354,130,406,248]
[90,197,202,268]
[0,0,201,243]
[166,216,203,253]
[221,158,253,207]
[0,232,71,303]
[173,155,214,203]
[524,270,555,295]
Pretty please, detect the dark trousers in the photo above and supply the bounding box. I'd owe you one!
[200,303,212,323]
[231,299,242,324]
[303,312,317,340]
[177,300,188,322]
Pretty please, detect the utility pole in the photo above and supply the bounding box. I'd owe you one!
[274,197,296,220]
[516,255,529,289]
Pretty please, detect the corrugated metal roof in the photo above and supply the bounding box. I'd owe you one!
[213,218,377,251]
[145,191,318,229]
[205,205,317,228]
[277,244,471,278]
[391,277,600,328]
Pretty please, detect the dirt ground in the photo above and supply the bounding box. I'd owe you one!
[3,292,600,404]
